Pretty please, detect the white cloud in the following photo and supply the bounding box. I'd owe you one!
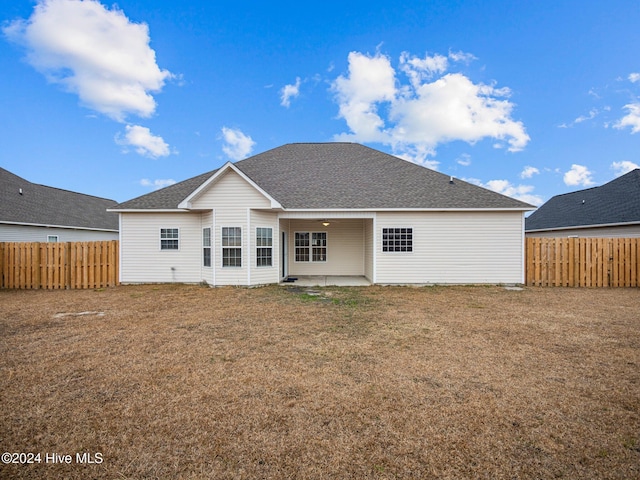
[399,51,448,88]
[331,51,529,165]
[485,180,543,206]
[280,77,301,108]
[456,153,471,166]
[611,160,639,176]
[464,177,542,205]
[563,164,595,187]
[574,108,598,124]
[520,166,540,179]
[140,178,176,189]
[221,127,255,161]
[3,0,172,121]
[332,51,396,144]
[609,73,640,133]
[448,50,477,64]
[559,107,608,129]
[615,103,640,134]
[116,125,171,158]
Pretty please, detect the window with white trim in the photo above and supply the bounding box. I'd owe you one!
[382,227,413,252]
[47,235,59,243]
[256,227,273,267]
[222,227,242,267]
[203,227,211,267]
[295,232,327,262]
[160,228,179,250]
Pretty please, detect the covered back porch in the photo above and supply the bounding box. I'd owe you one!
[278,213,374,284]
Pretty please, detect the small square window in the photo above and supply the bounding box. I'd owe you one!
[382,228,413,252]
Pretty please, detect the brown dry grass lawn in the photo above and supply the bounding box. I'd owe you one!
[0,284,639,479]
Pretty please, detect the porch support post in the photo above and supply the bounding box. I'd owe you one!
[373,213,377,283]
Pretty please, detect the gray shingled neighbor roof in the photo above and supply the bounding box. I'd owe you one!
[0,167,119,231]
[112,143,534,211]
[525,168,640,231]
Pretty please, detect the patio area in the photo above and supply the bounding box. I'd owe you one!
[282,275,371,287]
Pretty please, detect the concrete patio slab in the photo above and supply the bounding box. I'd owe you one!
[282,276,371,287]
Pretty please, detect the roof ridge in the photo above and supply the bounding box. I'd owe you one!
[549,168,640,199]
[35,183,117,203]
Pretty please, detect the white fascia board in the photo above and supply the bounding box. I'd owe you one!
[106,209,189,213]
[177,162,282,209]
[0,220,118,232]
[280,207,534,214]
[525,220,640,233]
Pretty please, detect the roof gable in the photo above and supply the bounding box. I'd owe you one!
[111,143,534,211]
[525,169,640,231]
[0,167,119,231]
[178,162,282,209]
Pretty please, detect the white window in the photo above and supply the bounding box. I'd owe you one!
[295,232,327,262]
[160,228,179,250]
[222,227,242,267]
[382,227,413,252]
[203,227,211,267]
[47,235,59,243]
[256,227,273,267]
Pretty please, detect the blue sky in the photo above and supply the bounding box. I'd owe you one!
[1,0,639,205]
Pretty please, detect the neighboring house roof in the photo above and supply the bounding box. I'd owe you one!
[525,168,640,232]
[0,167,119,231]
[112,143,533,211]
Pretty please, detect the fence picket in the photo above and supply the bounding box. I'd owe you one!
[526,237,639,287]
[0,241,119,289]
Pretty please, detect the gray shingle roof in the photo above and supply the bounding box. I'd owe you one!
[113,143,534,211]
[0,167,119,231]
[112,170,216,211]
[525,168,640,231]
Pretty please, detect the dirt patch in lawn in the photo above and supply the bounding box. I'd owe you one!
[0,284,639,479]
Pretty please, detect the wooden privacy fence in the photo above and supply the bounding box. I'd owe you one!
[0,241,119,290]
[526,237,639,287]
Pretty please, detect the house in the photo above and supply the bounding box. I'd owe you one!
[109,143,534,286]
[0,167,119,242]
[525,168,640,238]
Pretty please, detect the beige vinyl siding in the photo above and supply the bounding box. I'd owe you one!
[214,210,247,285]
[195,170,274,285]
[526,224,640,238]
[250,210,279,285]
[285,219,364,276]
[120,212,203,283]
[0,224,118,242]
[376,211,525,284]
[190,169,271,210]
